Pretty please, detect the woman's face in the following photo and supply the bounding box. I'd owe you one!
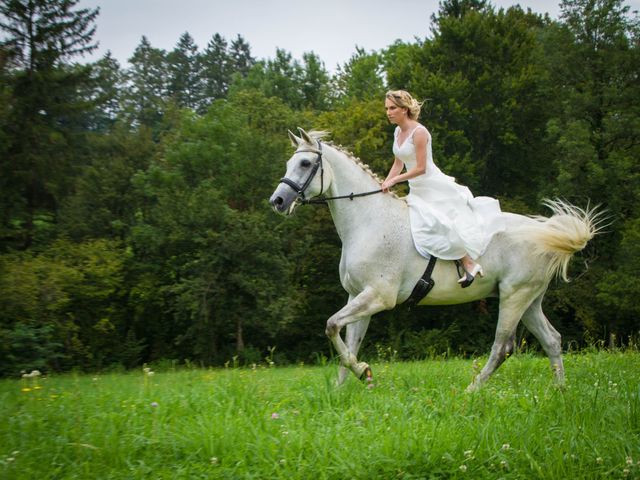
[385,98,406,124]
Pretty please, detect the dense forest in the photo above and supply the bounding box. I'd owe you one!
[0,0,638,375]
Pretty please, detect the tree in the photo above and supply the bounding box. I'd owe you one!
[0,0,100,249]
[395,5,553,198]
[0,238,129,371]
[545,0,640,215]
[201,33,230,106]
[167,32,202,111]
[123,36,168,130]
[434,0,489,20]
[228,34,254,77]
[0,0,99,71]
[82,51,125,131]
[333,47,385,102]
[58,125,157,240]
[300,52,331,110]
[263,48,305,108]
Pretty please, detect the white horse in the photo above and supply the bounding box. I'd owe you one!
[269,129,601,391]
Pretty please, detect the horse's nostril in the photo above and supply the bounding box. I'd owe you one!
[275,197,284,206]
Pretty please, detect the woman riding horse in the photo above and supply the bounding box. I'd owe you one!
[270,117,600,390]
[382,90,504,287]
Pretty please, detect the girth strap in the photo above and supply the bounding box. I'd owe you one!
[405,255,438,306]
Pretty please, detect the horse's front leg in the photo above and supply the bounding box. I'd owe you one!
[326,286,392,380]
[337,317,371,386]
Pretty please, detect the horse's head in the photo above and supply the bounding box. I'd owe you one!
[269,128,331,215]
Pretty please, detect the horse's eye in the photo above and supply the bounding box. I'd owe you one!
[300,159,312,168]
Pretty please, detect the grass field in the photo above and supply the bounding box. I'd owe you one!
[1,351,639,479]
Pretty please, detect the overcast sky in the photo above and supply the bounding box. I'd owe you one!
[78,0,639,72]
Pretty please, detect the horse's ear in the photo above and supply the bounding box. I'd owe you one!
[298,128,314,146]
[288,129,301,147]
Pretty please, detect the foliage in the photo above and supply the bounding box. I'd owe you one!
[0,0,100,249]
[0,239,129,372]
[0,0,639,373]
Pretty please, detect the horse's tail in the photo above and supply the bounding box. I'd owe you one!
[510,199,605,282]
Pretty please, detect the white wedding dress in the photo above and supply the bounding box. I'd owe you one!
[393,125,505,260]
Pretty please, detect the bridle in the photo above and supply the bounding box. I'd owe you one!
[279,142,326,203]
[278,141,383,205]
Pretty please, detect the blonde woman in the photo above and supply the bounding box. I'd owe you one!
[381,90,504,287]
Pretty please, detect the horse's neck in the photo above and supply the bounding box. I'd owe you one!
[324,147,395,242]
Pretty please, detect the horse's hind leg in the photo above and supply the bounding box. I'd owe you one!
[520,294,565,386]
[337,318,371,386]
[467,286,541,392]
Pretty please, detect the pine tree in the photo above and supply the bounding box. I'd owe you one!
[201,33,230,106]
[167,32,202,111]
[123,36,168,129]
[301,52,330,110]
[0,0,100,249]
[0,0,99,71]
[229,34,254,77]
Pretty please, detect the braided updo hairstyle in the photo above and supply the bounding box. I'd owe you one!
[385,90,423,120]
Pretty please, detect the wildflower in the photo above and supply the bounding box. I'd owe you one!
[623,468,630,477]
[501,443,510,451]
[282,431,289,435]
[21,387,32,393]
[459,465,467,472]
[271,413,280,420]
[596,457,603,464]
[464,450,474,459]
[150,401,159,408]
[210,457,219,465]
[279,459,286,465]
[500,460,509,469]
[626,457,633,466]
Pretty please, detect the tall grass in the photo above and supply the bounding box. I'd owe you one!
[1,351,639,479]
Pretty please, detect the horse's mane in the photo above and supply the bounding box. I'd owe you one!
[308,130,402,201]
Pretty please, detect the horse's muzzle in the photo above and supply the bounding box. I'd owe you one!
[269,186,297,215]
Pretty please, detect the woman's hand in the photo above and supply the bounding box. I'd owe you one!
[381,177,396,192]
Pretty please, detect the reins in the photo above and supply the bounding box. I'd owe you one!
[301,188,383,205]
[279,140,384,206]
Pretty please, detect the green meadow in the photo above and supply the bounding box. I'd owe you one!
[2,351,639,479]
